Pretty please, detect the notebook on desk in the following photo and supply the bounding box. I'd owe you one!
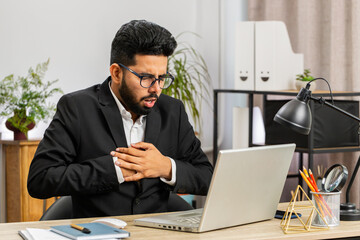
[134,143,296,233]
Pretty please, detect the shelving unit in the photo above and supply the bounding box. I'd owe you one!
[213,89,360,187]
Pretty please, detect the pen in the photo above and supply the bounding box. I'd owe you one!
[70,224,91,234]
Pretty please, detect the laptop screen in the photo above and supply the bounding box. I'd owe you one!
[199,143,295,232]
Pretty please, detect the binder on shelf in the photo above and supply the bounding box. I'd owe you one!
[232,107,249,149]
[234,21,303,91]
[255,21,303,91]
[234,22,255,91]
[232,106,265,149]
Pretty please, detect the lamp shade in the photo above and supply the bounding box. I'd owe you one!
[273,88,312,135]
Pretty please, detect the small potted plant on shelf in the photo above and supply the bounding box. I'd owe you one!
[164,32,212,135]
[0,59,63,140]
[295,69,316,91]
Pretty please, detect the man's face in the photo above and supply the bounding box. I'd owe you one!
[118,55,168,117]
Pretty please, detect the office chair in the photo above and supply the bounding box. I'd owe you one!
[40,196,73,221]
[40,193,193,221]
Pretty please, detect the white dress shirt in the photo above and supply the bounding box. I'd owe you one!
[109,83,176,185]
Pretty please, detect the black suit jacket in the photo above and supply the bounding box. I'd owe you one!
[27,77,213,218]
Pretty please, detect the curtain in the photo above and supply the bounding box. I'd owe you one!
[248,0,360,205]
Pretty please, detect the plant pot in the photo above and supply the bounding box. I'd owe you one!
[5,120,35,140]
[295,80,316,91]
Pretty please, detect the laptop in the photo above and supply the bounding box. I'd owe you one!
[134,143,296,232]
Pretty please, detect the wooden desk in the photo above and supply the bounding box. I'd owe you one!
[1,203,360,239]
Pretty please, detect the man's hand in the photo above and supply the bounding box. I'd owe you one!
[112,142,172,182]
[120,167,137,179]
[110,152,137,178]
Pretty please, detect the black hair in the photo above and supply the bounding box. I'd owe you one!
[110,20,177,66]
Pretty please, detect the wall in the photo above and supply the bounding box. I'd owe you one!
[0,0,220,144]
[0,0,221,222]
[219,0,248,151]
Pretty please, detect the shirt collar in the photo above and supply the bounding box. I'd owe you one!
[108,80,146,124]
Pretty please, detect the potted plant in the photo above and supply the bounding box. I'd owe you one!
[0,59,63,140]
[164,33,212,134]
[295,69,316,91]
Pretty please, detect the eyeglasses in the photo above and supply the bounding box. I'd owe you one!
[117,63,174,89]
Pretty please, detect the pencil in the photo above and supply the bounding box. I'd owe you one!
[308,169,334,215]
[303,166,309,178]
[299,170,315,192]
[299,170,328,217]
[309,169,318,189]
[70,224,91,234]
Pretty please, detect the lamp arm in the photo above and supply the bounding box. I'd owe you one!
[310,96,360,123]
[310,96,360,203]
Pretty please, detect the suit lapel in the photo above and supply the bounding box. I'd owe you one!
[98,77,128,148]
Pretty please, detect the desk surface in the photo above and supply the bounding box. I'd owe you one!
[1,203,360,240]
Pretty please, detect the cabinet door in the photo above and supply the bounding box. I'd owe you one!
[4,141,55,222]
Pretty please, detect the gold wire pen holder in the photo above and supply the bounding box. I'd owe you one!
[281,185,330,234]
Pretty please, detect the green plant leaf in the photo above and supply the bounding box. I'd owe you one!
[165,32,212,133]
[297,69,314,81]
[0,59,63,133]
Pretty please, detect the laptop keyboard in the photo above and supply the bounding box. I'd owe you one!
[176,216,201,224]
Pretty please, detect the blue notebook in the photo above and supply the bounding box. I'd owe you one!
[51,222,130,240]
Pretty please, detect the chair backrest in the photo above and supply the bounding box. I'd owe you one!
[40,193,193,220]
[40,196,73,221]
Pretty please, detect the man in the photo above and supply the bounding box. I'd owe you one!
[27,20,213,218]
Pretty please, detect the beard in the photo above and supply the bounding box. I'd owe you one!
[118,75,158,116]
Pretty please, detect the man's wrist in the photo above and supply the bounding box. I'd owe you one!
[112,156,125,184]
[160,157,176,186]
[163,156,172,180]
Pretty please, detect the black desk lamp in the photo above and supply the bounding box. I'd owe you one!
[274,78,360,221]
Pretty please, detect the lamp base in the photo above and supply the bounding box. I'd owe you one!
[340,203,360,221]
